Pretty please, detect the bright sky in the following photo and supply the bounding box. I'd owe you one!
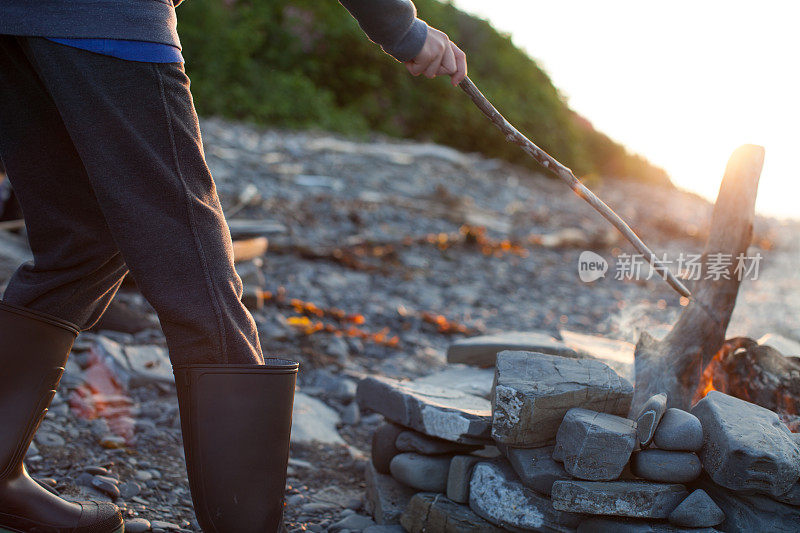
[452,0,799,220]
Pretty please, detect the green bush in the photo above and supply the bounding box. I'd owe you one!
[178,0,670,186]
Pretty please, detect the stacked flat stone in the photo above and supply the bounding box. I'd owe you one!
[487,351,681,531]
[546,394,709,530]
[491,351,633,447]
[359,339,800,532]
[690,391,800,531]
[630,400,704,486]
[483,351,629,528]
[358,367,511,530]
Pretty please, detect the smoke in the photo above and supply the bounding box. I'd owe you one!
[601,300,679,344]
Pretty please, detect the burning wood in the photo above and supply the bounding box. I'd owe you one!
[693,337,800,430]
[632,145,765,412]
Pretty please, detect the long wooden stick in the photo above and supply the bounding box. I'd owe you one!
[458,76,692,300]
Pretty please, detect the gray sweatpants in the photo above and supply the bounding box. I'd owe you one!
[0,36,264,365]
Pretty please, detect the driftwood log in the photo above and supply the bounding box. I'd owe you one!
[632,145,765,412]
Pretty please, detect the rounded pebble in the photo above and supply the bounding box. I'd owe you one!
[653,408,703,451]
[35,431,66,447]
[91,475,121,500]
[119,481,142,499]
[371,423,403,474]
[125,518,152,533]
[669,489,725,527]
[635,393,667,448]
[630,449,702,483]
[389,453,450,492]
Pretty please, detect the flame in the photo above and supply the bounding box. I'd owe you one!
[691,339,743,404]
[691,339,798,431]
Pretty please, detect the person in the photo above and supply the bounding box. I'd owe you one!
[0,1,467,532]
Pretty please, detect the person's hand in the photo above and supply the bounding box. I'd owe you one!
[404,27,467,86]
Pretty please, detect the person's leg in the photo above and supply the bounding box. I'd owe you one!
[8,37,263,365]
[0,37,128,326]
[0,35,294,531]
[0,34,124,533]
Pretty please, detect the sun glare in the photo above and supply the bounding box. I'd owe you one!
[453,0,800,219]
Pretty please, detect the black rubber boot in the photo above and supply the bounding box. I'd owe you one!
[0,301,124,533]
[174,360,299,533]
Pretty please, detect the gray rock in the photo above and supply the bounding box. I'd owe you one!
[93,336,173,386]
[555,408,636,481]
[124,518,152,533]
[364,463,416,525]
[773,482,800,506]
[363,527,405,533]
[325,336,351,363]
[150,521,180,530]
[329,513,376,532]
[25,441,39,459]
[447,455,482,503]
[389,453,450,492]
[291,392,345,446]
[118,481,141,499]
[447,331,577,367]
[630,450,701,484]
[83,466,109,476]
[299,501,339,514]
[305,369,357,401]
[690,391,800,496]
[552,480,688,519]
[35,431,66,447]
[134,470,153,482]
[635,393,667,448]
[226,218,286,238]
[371,423,403,474]
[577,517,719,532]
[492,351,633,447]
[341,403,361,426]
[414,365,496,398]
[653,409,703,452]
[668,489,724,527]
[401,492,503,533]
[504,445,570,495]
[552,441,564,462]
[468,461,580,532]
[91,475,120,500]
[395,431,479,455]
[357,376,492,443]
[699,476,800,532]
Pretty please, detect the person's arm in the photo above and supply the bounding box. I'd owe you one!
[339,0,467,86]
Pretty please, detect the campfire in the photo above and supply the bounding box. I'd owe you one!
[353,146,800,532]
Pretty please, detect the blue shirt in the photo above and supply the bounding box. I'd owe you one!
[47,38,183,63]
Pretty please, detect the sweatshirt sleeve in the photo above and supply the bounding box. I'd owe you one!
[338,0,429,62]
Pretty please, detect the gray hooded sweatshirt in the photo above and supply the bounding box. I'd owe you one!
[0,0,429,62]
